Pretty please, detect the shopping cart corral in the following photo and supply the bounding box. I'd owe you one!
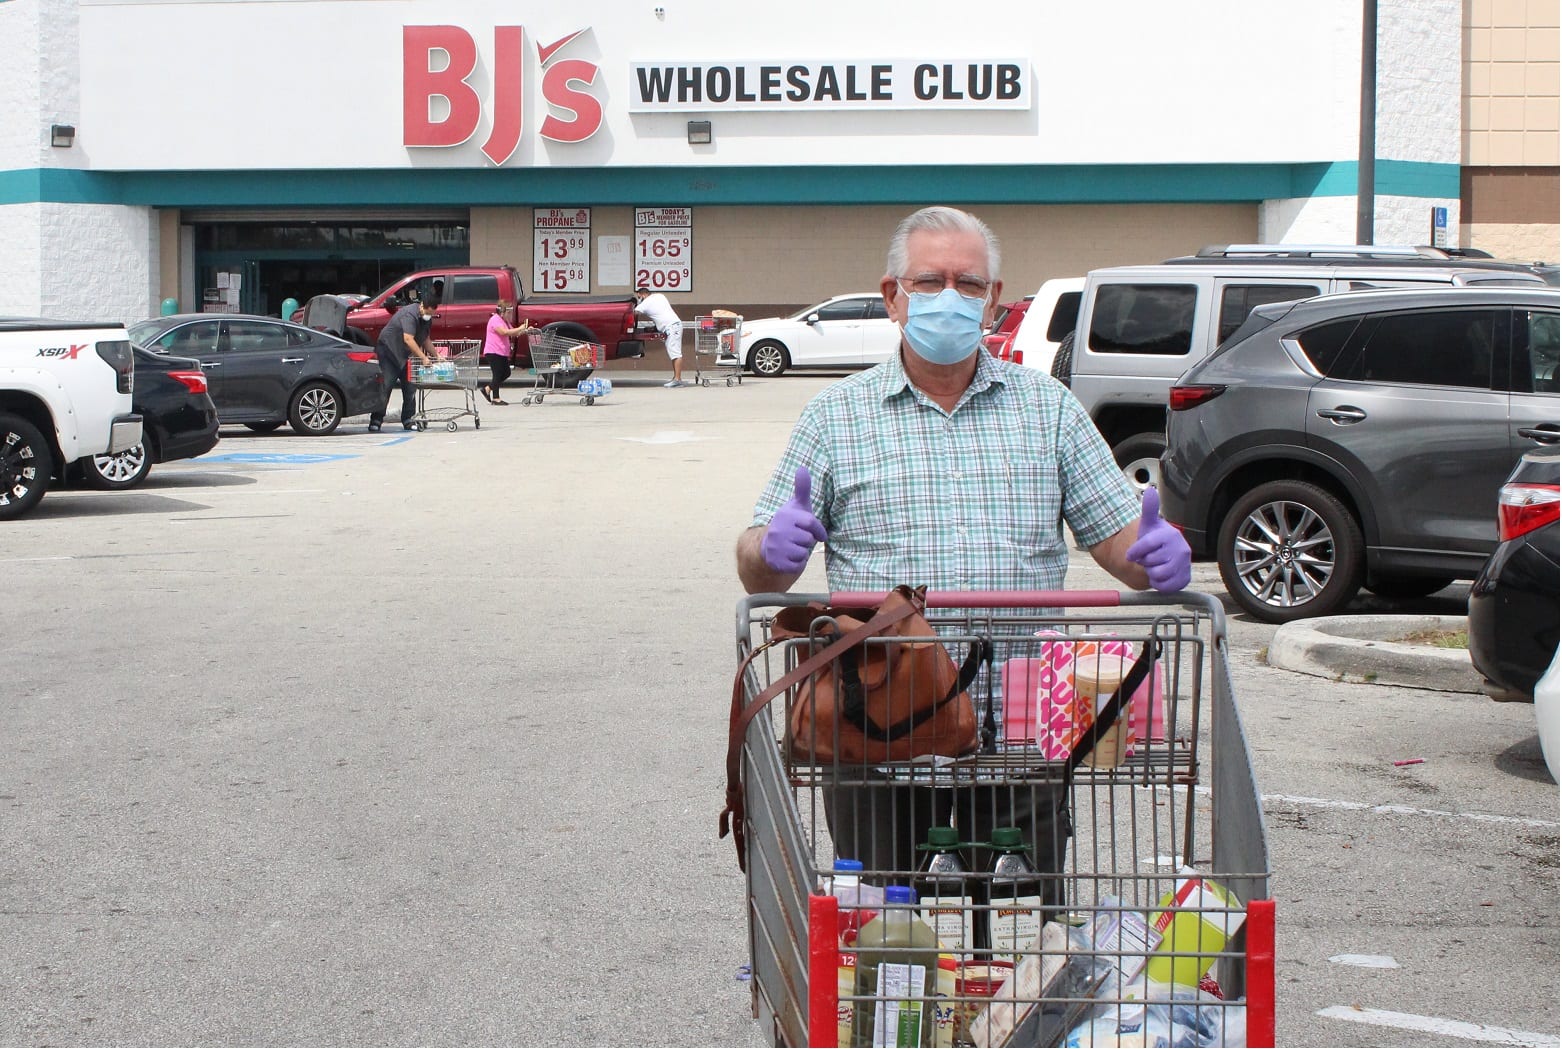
[694,313,744,387]
[406,339,483,431]
[524,331,609,406]
[725,590,1272,1048]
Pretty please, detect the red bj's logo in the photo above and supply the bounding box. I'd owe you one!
[402,26,604,165]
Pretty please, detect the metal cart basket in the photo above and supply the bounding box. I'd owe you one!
[523,331,607,406]
[406,339,483,431]
[730,589,1272,1048]
[693,313,744,387]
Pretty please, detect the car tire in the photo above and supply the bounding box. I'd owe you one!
[0,411,54,520]
[541,321,598,344]
[749,340,790,377]
[81,443,152,491]
[1049,330,1075,387]
[1364,574,1456,599]
[288,381,343,436]
[1112,432,1165,491]
[1217,479,1365,623]
[244,421,285,433]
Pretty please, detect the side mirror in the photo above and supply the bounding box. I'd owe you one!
[806,313,821,325]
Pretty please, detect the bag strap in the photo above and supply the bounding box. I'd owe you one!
[838,637,991,743]
[718,593,927,871]
[1061,637,1162,782]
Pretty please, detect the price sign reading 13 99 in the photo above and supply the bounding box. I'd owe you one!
[533,208,591,294]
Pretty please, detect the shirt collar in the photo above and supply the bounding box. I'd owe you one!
[873,345,1011,407]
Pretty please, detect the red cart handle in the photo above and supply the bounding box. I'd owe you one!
[828,590,1123,609]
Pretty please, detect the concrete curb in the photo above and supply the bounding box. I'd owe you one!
[1268,614,1486,694]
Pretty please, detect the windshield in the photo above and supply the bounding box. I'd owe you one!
[127,320,161,345]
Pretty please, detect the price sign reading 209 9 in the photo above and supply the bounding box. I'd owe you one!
[634,206,693,292]
[533,208,591,293]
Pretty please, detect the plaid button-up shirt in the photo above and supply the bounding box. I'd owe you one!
[752,349,1139,595]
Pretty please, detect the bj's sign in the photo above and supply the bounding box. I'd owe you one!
[402,26,605,165]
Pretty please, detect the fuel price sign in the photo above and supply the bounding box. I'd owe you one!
[634,207,693,292]
[533,208,591,293]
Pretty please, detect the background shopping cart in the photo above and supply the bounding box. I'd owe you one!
[694,313,744,387]
[406,339,483,431]
[523,331,607,406]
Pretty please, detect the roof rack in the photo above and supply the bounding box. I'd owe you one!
[1194,244,1448,260]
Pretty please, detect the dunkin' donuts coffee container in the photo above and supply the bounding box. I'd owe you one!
[1071,652,1133,768]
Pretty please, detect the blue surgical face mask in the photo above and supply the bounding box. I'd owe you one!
[900,287,987,365]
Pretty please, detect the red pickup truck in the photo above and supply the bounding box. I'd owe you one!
[334,266,656,365]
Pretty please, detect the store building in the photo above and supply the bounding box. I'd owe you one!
[2,0,1556,328]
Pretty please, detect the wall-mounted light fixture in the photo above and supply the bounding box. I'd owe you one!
[686,120,712,145]
[50,124,75,148]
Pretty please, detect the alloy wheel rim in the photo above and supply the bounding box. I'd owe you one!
[92,445,147,482]
[1232,498,1337,608]
[755,347,782,374]
[2,429,36,496]
[299,389,339,430]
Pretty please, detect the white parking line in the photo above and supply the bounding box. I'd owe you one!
[0,555,73,564]
[1328,954,1400,969]
[1317,1005,1560,1046]
[1261,792,1559,830]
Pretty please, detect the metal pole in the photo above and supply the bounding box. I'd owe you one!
[1357,0,1378,244]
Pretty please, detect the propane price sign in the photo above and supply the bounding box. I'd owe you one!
[533,208,591,293]
[634,207,693,292]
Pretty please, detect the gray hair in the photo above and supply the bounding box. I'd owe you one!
[886,206,1001,281]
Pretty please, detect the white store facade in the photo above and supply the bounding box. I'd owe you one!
[2,0,1494,325]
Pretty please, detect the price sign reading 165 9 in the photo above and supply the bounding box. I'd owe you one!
[634,233,691,292]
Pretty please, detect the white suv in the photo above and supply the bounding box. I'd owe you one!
[1,318,142,519]
[1048,245,1547,488]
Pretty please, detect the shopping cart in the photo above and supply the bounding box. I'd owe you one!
[693,313,744,387]
[522,331,608,406]
[728,590,1272,1048]
[406,339,483,431]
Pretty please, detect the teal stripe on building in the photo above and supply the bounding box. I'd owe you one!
[0,161,1461,208]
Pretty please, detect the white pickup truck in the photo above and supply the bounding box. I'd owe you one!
[1,318,143,519]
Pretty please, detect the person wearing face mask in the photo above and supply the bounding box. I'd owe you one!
[369,293,440,433]
[735,205,1192,887]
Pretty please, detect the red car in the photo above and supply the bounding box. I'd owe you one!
[981,297,1032,363]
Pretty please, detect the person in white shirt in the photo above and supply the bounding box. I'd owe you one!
[633,287,686,388]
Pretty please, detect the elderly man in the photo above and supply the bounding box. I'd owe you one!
[736,205,1191,892]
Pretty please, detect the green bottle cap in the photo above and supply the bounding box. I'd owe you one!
[923,826,961,849]
[990,827,1025,850]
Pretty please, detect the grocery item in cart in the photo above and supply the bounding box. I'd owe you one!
[1073,653,1133,768]
[852,885,940,1048]
[913,827,977,958]
[1145,869,1248,989]
[1006,634,1166,760]
[985,827,1045,967]
[1064,988,1246,1048]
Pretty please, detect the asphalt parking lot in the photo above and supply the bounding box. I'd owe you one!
[2,372,1556,1047]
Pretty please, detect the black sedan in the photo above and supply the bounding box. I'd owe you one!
[74,346,219,490]
[128,314,383,436]
[1469,450,1560,700]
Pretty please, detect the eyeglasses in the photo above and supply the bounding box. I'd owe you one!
[896,273,992,302]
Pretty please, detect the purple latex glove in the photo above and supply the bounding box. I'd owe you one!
[1125,486,1192,593]
[761,466,827,574]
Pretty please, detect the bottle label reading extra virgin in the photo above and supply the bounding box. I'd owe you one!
[989,895,1043,965]
[922,895,975,957]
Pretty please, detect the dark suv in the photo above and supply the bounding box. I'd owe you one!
[1160,286,1560,623]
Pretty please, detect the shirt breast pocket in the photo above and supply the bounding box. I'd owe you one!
[997,460,1066,556]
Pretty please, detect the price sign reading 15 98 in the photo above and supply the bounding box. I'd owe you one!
[533,208,591,294]
[634,233,691,291]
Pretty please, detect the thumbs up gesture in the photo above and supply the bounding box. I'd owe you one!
[761,466,828,574]
[1125,487,1192,593]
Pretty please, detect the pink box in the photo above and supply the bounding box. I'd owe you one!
[1001,636,1165,758]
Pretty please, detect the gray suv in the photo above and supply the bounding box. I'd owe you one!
[1160,286,1560,623]
[1060,245,1548,490]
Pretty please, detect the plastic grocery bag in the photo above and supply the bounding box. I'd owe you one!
[1064,986,1246,1048]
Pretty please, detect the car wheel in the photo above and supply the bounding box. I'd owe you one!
[244,421,284,434]
[1364,574,1456,599]
[749,340,790,377]
[1050,330,1075,387]
[1112,432,1165,492]
[1217,479,1365,623]
[0,411,54,519]
[81,443,152,491]
[288,381,343,436]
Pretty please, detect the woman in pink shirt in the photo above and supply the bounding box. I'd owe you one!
[481,303,531,405]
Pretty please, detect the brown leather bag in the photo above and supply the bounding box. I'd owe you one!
[776,585,981,764]
[719,585,988,870]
